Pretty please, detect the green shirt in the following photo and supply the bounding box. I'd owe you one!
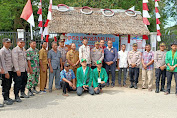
[76,66,93,87]
[165,50,177,72]
[93,67,108,88]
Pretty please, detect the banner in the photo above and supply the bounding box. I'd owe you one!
[66,33,119,51]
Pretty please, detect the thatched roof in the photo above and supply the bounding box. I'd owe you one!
[49,6,150,35]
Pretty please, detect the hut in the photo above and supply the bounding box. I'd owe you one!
[49,5,150,51]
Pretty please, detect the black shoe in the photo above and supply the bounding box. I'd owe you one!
[15,97,22,102]
[8,98,14,102]
[4,100,13,105]
[20,92,29,98]
[106,83,110,87]
[111,83,115,88]
[0,103,4,107]
[134,84,138,89]
[129,83,134,88]
[32,89,40,94]
[155,89,159,93]
[28,91,35,96]
[160,88,165,92]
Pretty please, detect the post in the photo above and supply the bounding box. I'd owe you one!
[17,29,25,39]
[30,24,33,40]
[150,32,157,51]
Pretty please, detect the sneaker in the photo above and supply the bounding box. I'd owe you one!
[40,90,47,93]
[28,91,35,96]
[15,97,22,102]
[134,84,138,89]
[111,83,115,88]
[20,92,29,98]
[4,100,13,105]
[0,103,4,107]
[32,89,40,94]
[106,83,110,87]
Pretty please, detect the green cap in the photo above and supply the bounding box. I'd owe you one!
[133,43,138,47]
[81,59,87,63]
[96,60,102,64]
[160,42,165,46]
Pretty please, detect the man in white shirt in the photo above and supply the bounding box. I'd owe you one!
[79,37,91,67]
[117,44,128,87]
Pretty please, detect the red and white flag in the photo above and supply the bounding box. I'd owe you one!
[155,0,161,41]
[43,0,52,42]
[20,0,35,27]
[142,0,150,25]
[37,0,43,40]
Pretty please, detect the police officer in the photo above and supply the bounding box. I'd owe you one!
[128,43,141,89]
[12,38,29,102]
[0,38,13,105]
[91,41,104,69]
[154,42,167,93]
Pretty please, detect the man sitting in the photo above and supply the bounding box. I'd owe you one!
[76,59,94,96]
[60,62,76,96]
[93,60,108,94]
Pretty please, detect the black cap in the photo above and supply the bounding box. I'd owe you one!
[17,38,25,42]
[171,41,177,46]
[64,62,70,67]
[3,38,11,43]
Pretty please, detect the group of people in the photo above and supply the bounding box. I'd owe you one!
[0,37,177,108]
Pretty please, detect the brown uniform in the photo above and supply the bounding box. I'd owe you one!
[66,49,79,75]
[39,48,48,91]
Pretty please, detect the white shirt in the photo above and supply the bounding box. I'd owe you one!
[82,67,86,75]
[118,50,128,68]
[79,44,91,64]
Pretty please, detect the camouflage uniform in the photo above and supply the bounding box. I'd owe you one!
[26,47,40,89]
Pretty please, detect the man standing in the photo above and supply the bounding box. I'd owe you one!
[79,38,91,66]
[142,44,154,91]
[154,42,167,93]
[117,44,128,87]
[0,55,4,107]
[93,60,108,94]
[58,39,68,66]
[0,38,13,105]
[48,41,63,92]
[100,39,106,49]
[104,40,118,87]
[66,43,80,76]
[60,62,76,96]
[12,38,28,102]
[165,42,177,96]
[39,41,48,93]
[91,41,104,69]
[76,59,94,96]
[128,43,141,89]
[26,40,40,96]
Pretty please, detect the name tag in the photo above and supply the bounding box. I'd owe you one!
[172,60,174,65]
[98,78,101,83]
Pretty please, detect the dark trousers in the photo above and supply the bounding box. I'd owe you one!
[118,68,127,85]
[129,67,139,84]
[91,66,96,69]
[166,71,177,94]
[105,62,116,84]
[1,71,13,100]
[95,83,106,94]
[155,69,166,89]
[77,86,94,96]
[13,71,27,98]
[62,82,76,94]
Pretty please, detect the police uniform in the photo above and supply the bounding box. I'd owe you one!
[91,41,104,69]
[128,43,141,89]
[154,43,167,93]
[58,39,68,66]
[0,38,14,105]
[26,47,40,95]
[12,38,28,101]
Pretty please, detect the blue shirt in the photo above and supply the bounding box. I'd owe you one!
[104,47,118,63]
[60,69,76,81]
[47,49,61,70]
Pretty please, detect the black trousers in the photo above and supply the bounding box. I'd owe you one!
[13,71,27,98]
[166,71,177,94]
[62,82,75,94]
[1,71,13,100]
[155,69,166,89]
[129,67,139,84]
